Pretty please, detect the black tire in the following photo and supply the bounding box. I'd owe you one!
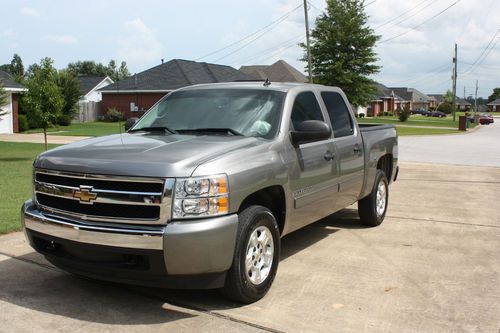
[358,170,389,227]
[221,205,280,303]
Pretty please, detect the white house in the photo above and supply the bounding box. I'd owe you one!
[76,76,113,122]
[0,70,27,134]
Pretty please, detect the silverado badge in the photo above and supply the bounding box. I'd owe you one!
[73,185,98,204]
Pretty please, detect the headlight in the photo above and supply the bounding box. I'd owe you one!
[173,174,229,219]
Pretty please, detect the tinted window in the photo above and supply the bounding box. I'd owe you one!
[290,91,324,129]
[321,92,353,137]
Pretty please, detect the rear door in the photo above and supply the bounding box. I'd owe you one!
[287,91,339,232]
[320,91,364,210]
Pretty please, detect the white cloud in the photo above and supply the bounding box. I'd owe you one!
[21,7,40,18]
[1,29,15,38]
[117,18,164,71]
[43,35,78,44]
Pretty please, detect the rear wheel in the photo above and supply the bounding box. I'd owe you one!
[221,205,280,303]
[358,170,389,227]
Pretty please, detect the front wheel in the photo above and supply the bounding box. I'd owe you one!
[221,205,280,303]
[358,170,389,227]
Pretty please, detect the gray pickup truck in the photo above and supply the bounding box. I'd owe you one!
[22,82,398,303]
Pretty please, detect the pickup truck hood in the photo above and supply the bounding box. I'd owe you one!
[35,133,265,178]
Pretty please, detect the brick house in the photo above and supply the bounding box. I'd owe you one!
[367,83,407,117]
[99,59,255,119]
[486,98,500,112]
[0,70,27,134]
[389,87,431,111]
[427,94,472,111]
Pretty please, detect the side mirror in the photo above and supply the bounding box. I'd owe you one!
[290,120,332,146]
[124,117,139,131]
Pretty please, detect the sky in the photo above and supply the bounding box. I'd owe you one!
[1,0,498,98]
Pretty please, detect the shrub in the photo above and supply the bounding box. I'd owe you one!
[358,113,365,118]
[57,114,72,126]
[103,108,123,122]
[437,101,453,114]
[18,114,29,132]
[396,106,410,122]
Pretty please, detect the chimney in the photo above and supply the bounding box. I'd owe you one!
[161,58,164,64]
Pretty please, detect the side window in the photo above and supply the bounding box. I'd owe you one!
[321,92,354,137]
[290,91,324,129]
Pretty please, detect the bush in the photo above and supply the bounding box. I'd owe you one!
[358,113,365,118]
[57,114,72,126]
[396,106,410,122]
[437,102,453,114]
[18,114,29,132]
[103,108,123,122]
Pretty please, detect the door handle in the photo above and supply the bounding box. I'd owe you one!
[324,151,335,161]
[353,144,362,153]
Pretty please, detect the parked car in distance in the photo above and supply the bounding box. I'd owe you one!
[411,109,431,116]
[430,111,447,118]
[468,114,494,125]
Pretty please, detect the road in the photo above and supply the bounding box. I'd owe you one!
[399,121,500,167]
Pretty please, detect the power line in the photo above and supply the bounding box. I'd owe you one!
[375,0,437,32]
[460,28,500,75]
[233,34,305,65]
[379,0,461,44]
[195,3,303,61]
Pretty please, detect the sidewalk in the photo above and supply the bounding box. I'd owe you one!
[0,133,90,145]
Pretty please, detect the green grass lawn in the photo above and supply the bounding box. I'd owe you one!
[395,127,458,136]
[25,122,123,137]
[359,116,458,128]
[0,142,59,234]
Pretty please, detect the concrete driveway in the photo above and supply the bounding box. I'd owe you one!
[0,161,499,332]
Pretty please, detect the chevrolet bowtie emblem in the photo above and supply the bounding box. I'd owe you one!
[73,186,98,203]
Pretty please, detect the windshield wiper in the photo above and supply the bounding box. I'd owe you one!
[128,126,177,134]
[176,128,244,136]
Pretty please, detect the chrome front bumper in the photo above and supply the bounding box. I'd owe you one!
[21,200,239,276]
[22,200,164,250]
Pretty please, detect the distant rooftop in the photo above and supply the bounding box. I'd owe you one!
[99,59,256,92]
[76,76,109,95]
[0,70,26,90]
[240,60,308,83]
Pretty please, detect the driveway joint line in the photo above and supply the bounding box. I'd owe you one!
[126,287,286,333]
[0,250,58,271]
[388,216,500,228]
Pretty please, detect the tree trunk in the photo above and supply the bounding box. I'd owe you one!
[43,127,48,151]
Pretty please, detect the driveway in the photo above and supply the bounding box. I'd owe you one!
[0,162,499,332]
[399,121,500,167]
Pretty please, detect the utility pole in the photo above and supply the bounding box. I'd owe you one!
[474,80,478,116]
[452,43,457,122]
[303,0,313,83]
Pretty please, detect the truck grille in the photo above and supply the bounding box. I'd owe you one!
[34,169,173,224]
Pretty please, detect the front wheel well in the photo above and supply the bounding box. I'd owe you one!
[238,186,286,235]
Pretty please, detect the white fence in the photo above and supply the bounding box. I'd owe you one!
[77,101,101,122]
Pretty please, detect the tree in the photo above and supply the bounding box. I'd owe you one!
[22,58,64,150]
[66,60,130,81]
[10,54,25,79]
[57,70,82,120]
[488,88,500,102]
[303,0,380,106]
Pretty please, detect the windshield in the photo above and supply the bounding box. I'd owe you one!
[132,89,286,139]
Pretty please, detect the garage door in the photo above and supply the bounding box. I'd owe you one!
[0,93,13,134]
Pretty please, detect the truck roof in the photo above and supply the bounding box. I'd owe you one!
[177,81,333,93]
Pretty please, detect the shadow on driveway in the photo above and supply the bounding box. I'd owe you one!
[0,208,366,323]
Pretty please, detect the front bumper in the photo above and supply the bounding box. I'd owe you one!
[21,200,239,288]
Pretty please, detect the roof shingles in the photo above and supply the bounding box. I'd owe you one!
[100,59,256,92]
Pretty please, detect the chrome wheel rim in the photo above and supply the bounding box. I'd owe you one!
[376,181,387,217]
[245,226,274,285]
